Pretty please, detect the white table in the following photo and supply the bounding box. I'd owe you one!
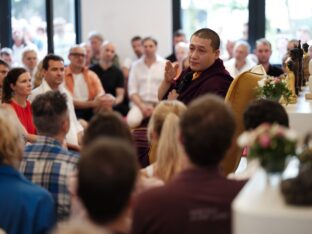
[284,86,312,138]
[232,163,312,234]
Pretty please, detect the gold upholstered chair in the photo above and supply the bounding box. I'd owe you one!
[220,67,264,175]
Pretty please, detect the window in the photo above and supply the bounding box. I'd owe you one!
[11,0,47,64]
[181,0,249,59]
[53,0,76,64]
[266,0,312,64]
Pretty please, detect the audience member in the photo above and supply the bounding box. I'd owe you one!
[90,42,128,115]
[173,41,189,77]
[243,99,289,130]
[224,40,256,78]
[80,42,93,67]
[0,48,13,67]
[122,36,143,79]
[65,45,105,121]
[127,37,166,128]
[20,91,79,221]
[132,94,246,234]
[0,108,55,234]
[166,29,187,62]
[52,221,109,234]
[68,111,134,220]
[158,28,233,105]
[12,29,27,66]
[82,111,133,146]
[255,38,284,77]
[33,59,44,88]
[88,32,104,66]
[29,54,83,146]
[77,138,138,233]
[21,47,38,84]
[0,59,10,100]
[2,68,36,136]
[142,100,187,183]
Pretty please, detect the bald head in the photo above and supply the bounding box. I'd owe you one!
[100,42,116,63]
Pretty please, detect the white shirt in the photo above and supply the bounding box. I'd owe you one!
[29,79,83,145]
[224,57,256,78]
[128,55,166,103]
[73,73,89,101]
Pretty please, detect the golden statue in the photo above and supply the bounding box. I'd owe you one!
[285,58,297,104]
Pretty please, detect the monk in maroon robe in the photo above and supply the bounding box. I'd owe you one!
[158,28,233,105]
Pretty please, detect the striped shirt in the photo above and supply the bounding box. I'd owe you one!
[20,136,79,221]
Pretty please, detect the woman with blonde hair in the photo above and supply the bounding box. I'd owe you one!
[142,100,187,183]
[0,108,55,233]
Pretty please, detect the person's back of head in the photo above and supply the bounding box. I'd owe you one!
[147,100,187,182]
[31,90,69,137]
[180,94,235,166]
[0,108,24,168]
[77,137,138,226]
[82,111,133,146]
[243,99,289,130]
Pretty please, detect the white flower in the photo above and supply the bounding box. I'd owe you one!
[258,78,265,87]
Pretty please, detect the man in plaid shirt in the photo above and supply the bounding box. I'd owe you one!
[20,91,79,221]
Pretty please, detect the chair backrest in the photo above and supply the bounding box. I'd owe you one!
[220,69,264,175]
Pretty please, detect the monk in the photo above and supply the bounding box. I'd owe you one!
[158,28,233,105]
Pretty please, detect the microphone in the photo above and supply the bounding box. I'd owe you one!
[176,71,193,94]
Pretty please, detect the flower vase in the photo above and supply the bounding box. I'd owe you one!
[266,95,282,102]
[262,158,285,187]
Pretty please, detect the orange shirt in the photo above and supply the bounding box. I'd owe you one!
[64,66,104,101]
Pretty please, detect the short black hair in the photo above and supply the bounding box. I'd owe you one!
[131,36,142,43]
[78,137,138,225]
[180,94,235,166]
[243,99,289,130]
[142,36,158,46]
[0,59,9,68]
[173,29,186,38]
[82,111,133,146]
[42,54,64,70]
[31,91,68,136]
[192,28,220,51]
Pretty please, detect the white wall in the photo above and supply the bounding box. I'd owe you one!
[81,0,172,63]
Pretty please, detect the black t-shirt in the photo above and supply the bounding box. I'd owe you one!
[267,64,284,77]
[90,64,124,96]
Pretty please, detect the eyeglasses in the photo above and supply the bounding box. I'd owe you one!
[70,53,86,58]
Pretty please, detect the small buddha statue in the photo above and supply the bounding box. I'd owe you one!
[285,59,297,104]
[302,43,310,84]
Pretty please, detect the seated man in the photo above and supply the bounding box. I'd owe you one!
[224,40,256,78]
[132,94,246,234]
[20,91,79,221]
[158,28,233,105]
[29,54,83,146]
[127,37,166,128]
[0,108,55,234]
[255,38,284,77]
[77,137,138,233]
[65,45,106,121]
[90,41,128,116]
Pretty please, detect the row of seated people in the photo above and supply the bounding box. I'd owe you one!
[0,89,291,234]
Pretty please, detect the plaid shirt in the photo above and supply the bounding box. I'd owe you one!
[20,136,79,221]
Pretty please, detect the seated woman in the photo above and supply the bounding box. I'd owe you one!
[0,108,55,234]
[2,67,36,141]
[141,100,187,183]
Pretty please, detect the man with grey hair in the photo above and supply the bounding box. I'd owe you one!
[255,38,284,76]
[224,40,256,78]
[20,91,79,221]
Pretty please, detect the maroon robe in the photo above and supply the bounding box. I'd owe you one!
[167,58,233,105]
